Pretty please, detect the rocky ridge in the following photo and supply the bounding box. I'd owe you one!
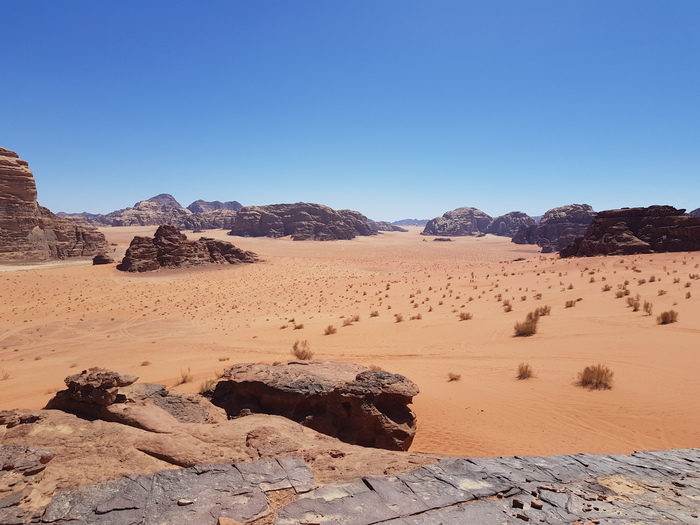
[560,205,700,257]
[689,208,700,217]
[369,220,409,233]
[486,211,536,237]
[421,207,493,237]
[0,147,110,261]
[117,225,257,272]
[230,203,377,241]
[512,204,597,253]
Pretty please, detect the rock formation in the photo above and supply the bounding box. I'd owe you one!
[512,204,596,253]
[117,225,257,272]
[560,205,700,257]
[369,220,409,232]
[392,219,429,227]
[230,203,377,241]
[689,208,700,217]
[0,147,110,261]
[211,361,418,451]
[486,211,535,237]
[187,199,242,213]
[421,207,492,237]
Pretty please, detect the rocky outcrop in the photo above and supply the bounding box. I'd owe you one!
[689,208,700,217]
[369,221,409,232]
[211,361,418,451]
[0,147,110,261]
[92,254,114,265]
[486,211,535,237]
[117,225,257,272]
[229,203,377,241]
[187,199,242,213]
[512,204,596,253]
[560,205,700,257]
[392,219,429,227]
[421,207,492,237]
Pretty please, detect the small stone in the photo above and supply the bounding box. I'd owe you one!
[515,512,530,521]
[512,498,524,509]
[177,499,194,506]
[531,500,543,510]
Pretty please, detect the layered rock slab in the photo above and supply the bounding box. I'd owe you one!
[211,361,418,451]
[229,203,376,241]
[421,207,492,237]
[0,147,110,261]
[512,203,596,252]
[117,225,257,272]
[560,205,700,257]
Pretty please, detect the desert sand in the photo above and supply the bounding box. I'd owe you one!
[0,226,698,458]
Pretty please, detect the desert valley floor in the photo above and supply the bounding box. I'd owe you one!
[0,226,698,458]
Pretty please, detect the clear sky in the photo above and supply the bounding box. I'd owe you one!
[2,1,699,221]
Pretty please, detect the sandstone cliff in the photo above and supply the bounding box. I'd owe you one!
[689,208,700,217]
[117,225,257,272]
[421,207,492,236]
[230,203,377,241]
[0,147,109,261]
[512,204,596,253]
[486,211,535,237]
[370,220,409,232]
[560,205,700,257]
[187,199,242,213]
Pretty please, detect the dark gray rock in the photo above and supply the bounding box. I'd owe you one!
[512,204,596,252]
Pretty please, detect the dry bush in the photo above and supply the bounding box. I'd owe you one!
[626,295,640,311]
[447,372,461,382]
[602,284,612,292]
[643,301,653,316]
[514,320,538,337]
[368,364,383,371]
[199,378,217,396]
[686,291,691,299]
[324,325,337,335]
[369,310,379,317]
[516,362,533,380]
[649,275,656,282]
[534,293,543,300]
[292,339,314,359]
[351,314,360,322]
[0,369,10,381]
[218,357,230,362]
[293,323,304,330]
[577,364,614,390]
[141,361,151,367]
[657,310,679,325]
[410,313,422,320]
[534,305,551,317]
[658,289,667,296]
[177,368,193,385]
[565,300,576,308]
[342,318,353,327]
[394,313,404,323]
[638,278,647,285]
[458,311,473,321]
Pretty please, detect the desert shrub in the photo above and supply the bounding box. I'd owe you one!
[458,312,473,321]
[638,278,647,285]
[447,372,461,382]
[177,368,193,385]
[525,310,539,323]
[368,364,383,371]
[218,357,230,362]
[342,318,353,327]
[534,305,551,317]
[614,290,625,299]
[602,284,612,292]
[657,289,667,296]
[516,362,533,380]
[657,310,679,325]
[199,378,217,396]
[514,320,538,337]
[565,300,576,308]
[643,301,653,316]
[649,275,656,282]
[534,293,543,300]
[293,323,304,330]
[292,339,314,359]
[503,303,513,312]
[394,313,404,323]
[351,314,360,322]
[0,369,10,381]
[324,325,337,335]
[141,361,151,367]
[686,291,691,299]
[369,310,379,317]
[410,313,422,320]
[626,296,640,311]
[577,364,614,390]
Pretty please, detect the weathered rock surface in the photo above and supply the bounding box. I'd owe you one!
[688,207,700,217]
[512,204,596,252]
[392,219,429,227]
[91,254,114,265]
[486,211,535,237]
[369,221,409,233]
[187,199,243,213]
[0,147,110,261]
[212,361,419,451]
[560,205,700,257]
[117,225,257,272]
[230,203,377,241]
[421,207,492,237]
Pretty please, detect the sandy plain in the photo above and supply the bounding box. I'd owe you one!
[0,226,698,458]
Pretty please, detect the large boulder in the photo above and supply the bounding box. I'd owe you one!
[421,207,493,236]
[512,204,596,252]
[211,361,419,451]
[187,199,242,213]
[230,203,377,241]
[561,205,700,257]
[486,211,536,237]
[0,147,110,261]
[117,225,258,272]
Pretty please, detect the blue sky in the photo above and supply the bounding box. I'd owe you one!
[2,1,699,221]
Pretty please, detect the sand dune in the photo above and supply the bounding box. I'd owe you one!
[1,226,698,458]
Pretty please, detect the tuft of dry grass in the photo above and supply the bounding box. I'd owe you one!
[198,378,217,396]
[292,340,314,360]
[657,310,679,325]
[394,313,404,323]
[176,367,193,385]
[565,300,576,308]
[0,369,10,381]
[447,372,461,382]
[643,301,653,316]
[577,364,614,390]
[516,362,533,380]
[458,311,473,321]
[293,323,304,330]
[368,364,383,371]
[324,325,337,335]
[369,310,379,317]
[141,361,151,367]
[514,320,538,337]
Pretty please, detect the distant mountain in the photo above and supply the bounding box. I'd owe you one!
[391,219,429,227]
[187,200,242,213]
[689,208,700,217]
[369,220,408,232]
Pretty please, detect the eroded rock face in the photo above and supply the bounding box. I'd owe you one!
[187,199,242,213]
[211,361,419,451]
[0,147,110,261]
[560,205,700,257]
[230,203,377,241]
[421,207,492,236]
[512,204,596,253]
[689,207,700,217]
[370,221,409,232]
[486,211,535,237]
[117,225,258,272]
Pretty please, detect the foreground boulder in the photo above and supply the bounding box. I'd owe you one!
[561,205,700,257]
[212,361,419,451]
[0,147,110,261]
[230,203,377,240]
[421,207,492,236]
[486,211,536,237]
[117,225,257,272]
[513,204,596,252]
